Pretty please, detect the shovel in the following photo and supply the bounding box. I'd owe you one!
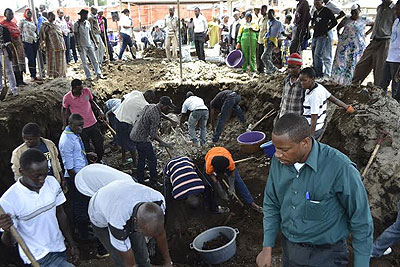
[247,109,277,132]
[362,130,390,179]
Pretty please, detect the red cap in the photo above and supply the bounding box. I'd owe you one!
[287,53,302,66]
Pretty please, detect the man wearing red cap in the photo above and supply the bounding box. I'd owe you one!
[278,53,304,118]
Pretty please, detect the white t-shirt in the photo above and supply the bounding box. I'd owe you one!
[119,14,132,36]
[303,83,331,131]
[75,163,134,197]
[88,180,166,252]
[387,18,400,63]
[0,176,66,264]
[294,162,305,172]
[193,14,207,33]
[114,91,149,125]
[181,96,208,113]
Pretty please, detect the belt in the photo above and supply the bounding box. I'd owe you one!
[296,239,345,249]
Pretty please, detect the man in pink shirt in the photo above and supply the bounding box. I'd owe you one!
[62,79,105,161]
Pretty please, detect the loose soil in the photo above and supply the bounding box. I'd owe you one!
[0,59,400,267]
[202,232,231,250]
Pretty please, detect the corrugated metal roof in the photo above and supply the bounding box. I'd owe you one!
[122,0,223,5]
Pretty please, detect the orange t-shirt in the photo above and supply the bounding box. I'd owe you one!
[205,147,235,175]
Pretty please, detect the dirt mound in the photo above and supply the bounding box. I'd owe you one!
[0,78,70,193]
[143,46,166,58]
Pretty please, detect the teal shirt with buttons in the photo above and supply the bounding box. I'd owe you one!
[263,139,373,267]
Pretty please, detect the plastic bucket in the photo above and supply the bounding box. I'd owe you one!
[190,226,239,265]
[260,141,276,158]
[237,131,266,154]
[226,50,244,68]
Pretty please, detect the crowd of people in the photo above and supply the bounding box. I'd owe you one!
[1,0,400,267]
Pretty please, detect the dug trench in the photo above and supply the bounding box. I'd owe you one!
[0,61,400,266]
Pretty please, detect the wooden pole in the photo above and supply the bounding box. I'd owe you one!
[177,0,183,84]
[222,179,244,207]
[0,205,40,267]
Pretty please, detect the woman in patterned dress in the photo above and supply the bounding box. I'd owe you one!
[331,4,373,85]
[39,12,67,78]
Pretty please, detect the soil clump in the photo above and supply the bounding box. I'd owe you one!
[202,232,231,250]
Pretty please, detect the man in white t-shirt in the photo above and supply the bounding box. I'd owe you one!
[379,2,400,102]
[88,180,172,267]
[180,91,209,146]
[299,67,353,139]
[113,90,156,165]
[75,163,134,197]
[118,9,136,60]
[0,149,79,266]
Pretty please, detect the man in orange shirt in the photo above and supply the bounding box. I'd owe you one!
[205,147,262,213]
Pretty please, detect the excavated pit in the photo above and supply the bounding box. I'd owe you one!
[1,60,400,266]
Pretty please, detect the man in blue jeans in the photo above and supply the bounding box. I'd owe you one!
[311,0,337,78]
[180,91,209,146]
[118,9,136,60]
[204,147,262,213]
[130,96,176,186]
[372,200,400,257]
[210,90,245,142]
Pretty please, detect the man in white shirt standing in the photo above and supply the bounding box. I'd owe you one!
[88,180,173,267]
[193,7,207,61]
[118,9,136,60]
[164,6,178,60]
[0,149,79,267]
[180,91,209,146]
[379,2,400,102]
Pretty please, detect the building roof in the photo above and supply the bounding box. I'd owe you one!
[122,0,222,5]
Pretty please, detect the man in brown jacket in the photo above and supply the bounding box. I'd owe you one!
[11,122,64,185]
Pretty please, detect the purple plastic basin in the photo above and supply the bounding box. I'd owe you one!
[237,131,266,145]
[226,50,244,68]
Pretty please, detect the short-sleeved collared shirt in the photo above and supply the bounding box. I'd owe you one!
[88,180,165,252]
[130,104,161,142]
[263,139,373,267]
[279,75,304,118]
[0,176,67,264]
[164,15,178,36]
[62,88,97,128]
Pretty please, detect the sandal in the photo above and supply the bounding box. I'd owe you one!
[214,205,230,214]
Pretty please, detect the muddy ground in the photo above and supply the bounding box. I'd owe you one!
[0,59,400,266]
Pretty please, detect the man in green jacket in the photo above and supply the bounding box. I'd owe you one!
[256,113,373,267]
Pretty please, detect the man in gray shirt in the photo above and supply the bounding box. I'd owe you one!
[130,96,175,186]
[89,6,105,65]
[74,9,103,80]
[352,0,397,85]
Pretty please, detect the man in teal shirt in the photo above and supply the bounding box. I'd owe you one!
[256,113,373,267]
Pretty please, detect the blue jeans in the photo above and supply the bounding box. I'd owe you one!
[261,42,277,74]
[70,35,78,62]
[372,200,400,257]
[141,37,150,49]
[23,41,38,78]
[212,93,245,142]
[232,169,254,204]
[37,251,74,267]
[119,33,136,59]
[92,225,150,267]
[188,109,209,145]
[134,141,157,182]
[322,30,333,77]
[379,61,400,102]
[312,35,329,78]
[64,35,71,64]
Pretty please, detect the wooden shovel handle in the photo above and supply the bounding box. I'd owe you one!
[0,205,40,267]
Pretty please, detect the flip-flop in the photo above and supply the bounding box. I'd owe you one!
[214,205,230,214]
